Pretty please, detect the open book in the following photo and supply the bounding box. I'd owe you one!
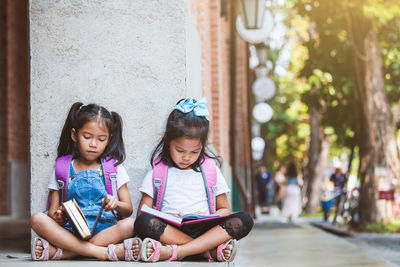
[140,204,226,227]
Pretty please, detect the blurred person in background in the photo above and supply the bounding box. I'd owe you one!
[330,163,347,224]
[282,161,302,222]
[256,165,273,214]
[274,165,286,212]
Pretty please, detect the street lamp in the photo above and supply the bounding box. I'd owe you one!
[251,136,265,160]
[253,102,273,123]
[237,0,267,29]
[235,8,273,44]
[255,43,268,66]
[252,77,276,101]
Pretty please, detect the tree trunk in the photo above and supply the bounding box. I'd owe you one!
[305,107,330,213]
[346,145,355,177]
[356,30,398,223]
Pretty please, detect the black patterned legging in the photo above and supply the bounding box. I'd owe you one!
[134,211,254,241]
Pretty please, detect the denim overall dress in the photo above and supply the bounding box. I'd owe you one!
[63,161,117,236]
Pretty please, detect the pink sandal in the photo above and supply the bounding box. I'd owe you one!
[203,250,214,262]
[31,236,63,261]
[204,239,238,262]
[140,237,178,262]
[216,239,238,262]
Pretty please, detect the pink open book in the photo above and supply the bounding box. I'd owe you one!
[140,204,227,227]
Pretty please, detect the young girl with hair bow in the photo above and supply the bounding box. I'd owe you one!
[134,97,254,262]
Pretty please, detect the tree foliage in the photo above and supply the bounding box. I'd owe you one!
[261,0,400,175]
[277,0,400,222]
[281,0,400,162]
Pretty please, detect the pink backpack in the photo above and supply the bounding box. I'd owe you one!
[46,154,118,210]
[152,156,218,214]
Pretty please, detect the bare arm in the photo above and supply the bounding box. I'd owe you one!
[48,190,66,225]
[136,193,154,217]
[104,184,133,217]
[214,194,231,216]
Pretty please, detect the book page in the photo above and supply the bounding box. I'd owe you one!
[71,200,91,237]
[63,201,84,237]
[63,200,90,239]
[141,204,183,225]
[181,213,221,221]
[72,199,90,229]
[140,204,228,226]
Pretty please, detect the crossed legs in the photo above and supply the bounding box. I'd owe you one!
[134,211,254,261]
[30,212,138,260]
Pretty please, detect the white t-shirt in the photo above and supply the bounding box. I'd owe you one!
[275,172,285,184]
[139,166,230,215]
[48,161,130,191]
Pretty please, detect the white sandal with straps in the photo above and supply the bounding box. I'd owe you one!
[123,237,142,261]
[31,236,63,261]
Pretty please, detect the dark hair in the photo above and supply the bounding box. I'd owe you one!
[150,98,220,170]
[57,102,125,165]
[287,160,297,178]
[277,164,285,171]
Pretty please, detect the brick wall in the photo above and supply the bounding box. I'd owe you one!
[7,0,29,163]
[190,0,212,99]
[190,0,236,165]
[189,1,253,212]
[0,0,7,215]
[0,0,30,215]
[235,36,250,169]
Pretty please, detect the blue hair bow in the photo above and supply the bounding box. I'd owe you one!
[173,97,210,121]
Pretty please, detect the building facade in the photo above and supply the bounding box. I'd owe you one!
[0,0,30,218]
[0,0,253,226]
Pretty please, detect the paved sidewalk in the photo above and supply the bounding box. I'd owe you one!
[312,221,400,265]
[0,212,398,266]
[235,221,394,266]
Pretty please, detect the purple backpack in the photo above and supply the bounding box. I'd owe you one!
[46,154,118,210]
[152,156,218,214]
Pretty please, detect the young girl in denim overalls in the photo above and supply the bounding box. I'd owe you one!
[135,97,254,262]
[30,102,141,261]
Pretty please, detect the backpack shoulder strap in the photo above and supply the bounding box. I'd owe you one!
[102,157,118,200]
[152,157,168,211]
[47,154,72,210]
[55,155,73,203]
[200,156,218,214]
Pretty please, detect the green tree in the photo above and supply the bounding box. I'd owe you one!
[288,0,400,222]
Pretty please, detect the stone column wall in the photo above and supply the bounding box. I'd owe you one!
[30,1,200,215]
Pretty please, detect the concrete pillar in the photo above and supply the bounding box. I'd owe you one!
[30,1,202,215]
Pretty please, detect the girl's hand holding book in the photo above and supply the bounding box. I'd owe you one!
[52,206,66,225]
[102,194,118,211]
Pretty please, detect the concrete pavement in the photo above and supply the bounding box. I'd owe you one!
[0,210,398,267]
[235,221,394,266]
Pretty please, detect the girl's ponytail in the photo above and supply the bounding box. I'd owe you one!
[57,102,82,158]
[103,111,125,165]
